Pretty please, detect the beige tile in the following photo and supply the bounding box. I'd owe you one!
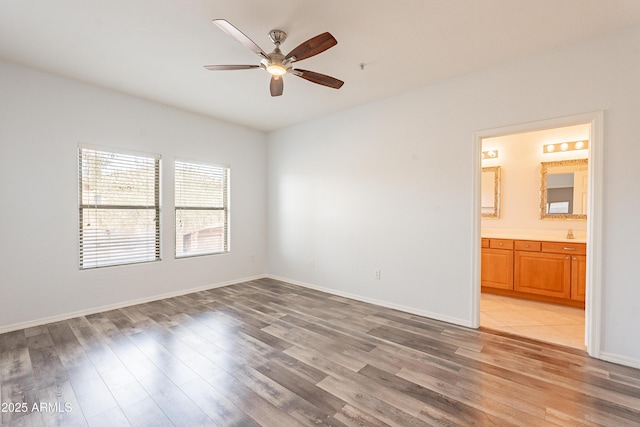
[501,298,550,310]
[484,310,543,326]
[552,324,585,338]
[480,293,585,350]
[509,325,565,341]
[480,313,507,329]
[480,300,512,312]
[554,313,585,326]
[549,304,586,316]
[522,310,582,326]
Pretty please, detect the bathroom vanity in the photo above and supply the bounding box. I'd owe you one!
[481,237,586,307]
[480,147,589,308]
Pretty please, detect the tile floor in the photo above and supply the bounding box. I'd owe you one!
[480,293,586,350]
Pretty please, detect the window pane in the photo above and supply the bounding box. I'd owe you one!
[175,162,226,207]
[80,150,158,207]
[175,161,229,258]
[80,208,159,268]
[176,209,226,257]
[79,147,160,269]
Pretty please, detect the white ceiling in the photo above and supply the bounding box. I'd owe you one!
[2,1,640,132]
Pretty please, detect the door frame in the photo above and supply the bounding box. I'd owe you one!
[471,111,604,358]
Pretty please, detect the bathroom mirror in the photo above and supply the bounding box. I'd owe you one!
[481,166,501,219]
[540,159,588,220]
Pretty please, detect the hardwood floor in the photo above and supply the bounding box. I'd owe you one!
[1,278,640,426]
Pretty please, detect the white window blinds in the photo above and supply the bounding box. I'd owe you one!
[78,147,161,269]
[175,161,229,258]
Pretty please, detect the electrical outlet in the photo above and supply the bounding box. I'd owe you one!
[374,270,381,280]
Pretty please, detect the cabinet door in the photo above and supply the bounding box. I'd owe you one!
[571,255,587,301]
[481,249,514,290]
[514,251,571,299]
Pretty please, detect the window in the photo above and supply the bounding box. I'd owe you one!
[175,160,229,258]
[78,146,161,269]
[547,201,570,214]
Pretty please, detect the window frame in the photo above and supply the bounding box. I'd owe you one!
[174,159,230,259]
[78,144,162,269]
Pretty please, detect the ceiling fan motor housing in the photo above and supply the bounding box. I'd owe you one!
[268,29,287,45]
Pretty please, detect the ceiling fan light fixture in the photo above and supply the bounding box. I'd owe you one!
[267,63,287,76]
[206,20,343,96]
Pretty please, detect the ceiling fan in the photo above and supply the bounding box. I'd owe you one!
[204,19,344,97]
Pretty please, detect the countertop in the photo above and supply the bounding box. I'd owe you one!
[481,232,587,244]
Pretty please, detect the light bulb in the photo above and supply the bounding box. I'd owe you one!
[546,145,555,152]
[560,143,569,151]
[575,141,584,149]
[267,64,287,76]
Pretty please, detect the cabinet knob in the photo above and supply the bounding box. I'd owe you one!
[525,244,529,248]
[499,242,503,246]
[565,256,570,260]
[573,257,577,260]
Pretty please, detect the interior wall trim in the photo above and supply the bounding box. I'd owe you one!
[266,274,474,328]
[0,274,268,335]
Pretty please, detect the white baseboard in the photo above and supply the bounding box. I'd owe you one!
[265,274,474,328]
[599,352,640,370]
[0,274,267,334]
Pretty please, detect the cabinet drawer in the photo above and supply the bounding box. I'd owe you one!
[489,239,513,250]
[515,240,541,251]
[541,242,586,255]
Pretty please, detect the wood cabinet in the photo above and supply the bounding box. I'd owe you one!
[514,251,571,299]
[481,239,514,290]
[482,238,586,307]
[571,255,587,301]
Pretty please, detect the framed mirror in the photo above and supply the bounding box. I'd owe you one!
[481,166,501,219]
[540,159,588,220]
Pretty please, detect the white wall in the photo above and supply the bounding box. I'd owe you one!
[481,124,589,238]
[3,25,640,367]
[0,60,267,331]
[267,25,640,364]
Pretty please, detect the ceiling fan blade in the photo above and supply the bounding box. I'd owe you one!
[293,69,344,89]
[270,75,284,97]
[285,32,337,61]
[204,65,260,71]
[213,19,268,58]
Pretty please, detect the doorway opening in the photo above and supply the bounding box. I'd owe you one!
[472,112,603,357]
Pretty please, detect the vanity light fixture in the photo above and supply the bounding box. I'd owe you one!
[481,150,499,160]
[543,140,589,154]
